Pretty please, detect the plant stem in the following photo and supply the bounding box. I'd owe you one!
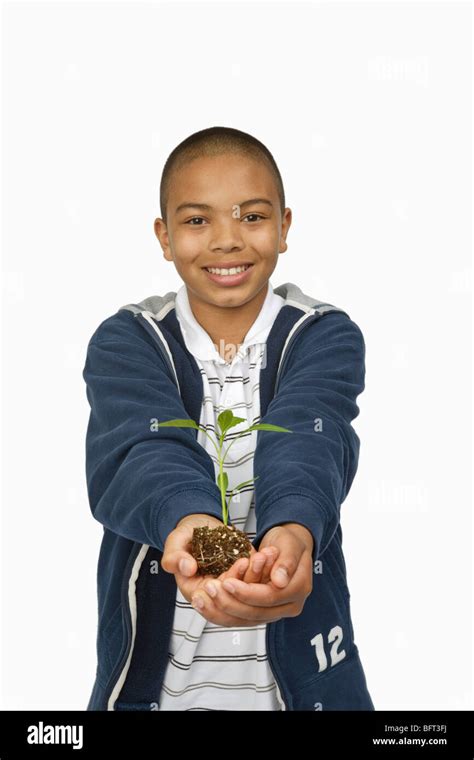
[220,428,258,521]
[199,423,257,527]
[217,438,227,526]
[197,425,228,525]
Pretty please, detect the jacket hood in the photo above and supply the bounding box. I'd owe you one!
[118,281,343,320]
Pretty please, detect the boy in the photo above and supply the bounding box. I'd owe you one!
[83,126,374,711]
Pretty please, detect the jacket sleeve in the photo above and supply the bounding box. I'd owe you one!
[252,311,366,562]
[82,310,223,552]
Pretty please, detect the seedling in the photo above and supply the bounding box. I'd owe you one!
[158,409,292,575]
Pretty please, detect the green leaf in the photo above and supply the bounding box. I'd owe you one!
[225,416,247,430]
[217,410,246,436]
[157,418,199,429]
[217,471,229,492]
[217,410,233,435]
[231,475,260,492]
[248,423,293,433]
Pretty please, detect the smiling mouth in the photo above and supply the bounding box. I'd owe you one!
[202,263,254,275]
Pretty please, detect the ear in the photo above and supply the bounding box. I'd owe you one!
[279,207,292,253]
[154,217,173,262]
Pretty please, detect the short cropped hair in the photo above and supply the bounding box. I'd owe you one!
[159,126,285,224]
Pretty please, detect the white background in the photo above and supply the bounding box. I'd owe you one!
[1,0,472,710]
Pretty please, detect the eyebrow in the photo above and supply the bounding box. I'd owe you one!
[174,198,274,214]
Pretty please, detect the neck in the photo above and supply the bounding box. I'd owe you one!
[187,283,269,362]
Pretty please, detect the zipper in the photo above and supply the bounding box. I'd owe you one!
[102,542,142,710]
[266,623,288,710]
[273,310,320,395]
[137,312,181,391]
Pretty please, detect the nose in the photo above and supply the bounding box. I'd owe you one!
[209,216,244,253]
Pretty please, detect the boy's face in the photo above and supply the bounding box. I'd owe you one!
[154,153,291,310]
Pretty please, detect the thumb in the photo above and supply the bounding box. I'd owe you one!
[161,524,197,577]
[270,550,299,588]
[260,527,302,588]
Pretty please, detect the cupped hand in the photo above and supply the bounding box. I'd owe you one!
[161,514,280,626]
[190,523,314,626]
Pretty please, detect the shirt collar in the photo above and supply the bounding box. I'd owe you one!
[175,281,285,364]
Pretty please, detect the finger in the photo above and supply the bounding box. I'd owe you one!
[220,556,311,607]
[269,549,301,588]
[191,582,293,624]
[218,557,250,582]
[241,546,278,584]
[183,555,250,604]
[177,558,248,605]
[259,547,280,584]
[161,525,197,577]
[219,579,288,607]
[192,601,283,628]
[241,551,268,584]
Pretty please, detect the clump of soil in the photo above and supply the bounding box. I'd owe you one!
[190,524,253,577]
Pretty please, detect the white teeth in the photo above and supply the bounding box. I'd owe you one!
[206,265,250,275]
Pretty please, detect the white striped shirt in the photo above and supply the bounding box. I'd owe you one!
[158,281,285,710]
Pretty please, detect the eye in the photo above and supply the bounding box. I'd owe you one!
[243,213,265,223]
[185,217,207,226]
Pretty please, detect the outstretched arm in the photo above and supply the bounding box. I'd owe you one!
[83,310,223,551]
[253,311,366,563]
